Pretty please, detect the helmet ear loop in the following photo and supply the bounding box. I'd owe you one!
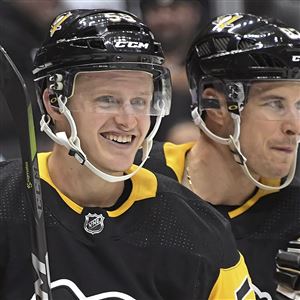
[225,81,247,143]
[41,89,61,129]
[225,84,244,165]
[191,80,242,145]
[46,93,60,127]
[56,94,79,144]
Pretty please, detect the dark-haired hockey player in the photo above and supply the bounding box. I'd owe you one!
[0,9,255,300]
[139,13,300,299]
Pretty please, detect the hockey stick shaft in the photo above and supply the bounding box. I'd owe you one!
[0,46,52,299]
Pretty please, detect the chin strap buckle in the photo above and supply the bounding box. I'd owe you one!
[68,148,86,165]
[228,135,247,165]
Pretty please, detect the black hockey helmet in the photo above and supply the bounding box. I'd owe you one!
[186,13,300,108]
[33,9,171,115]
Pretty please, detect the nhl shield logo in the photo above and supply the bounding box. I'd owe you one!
[84,213,105,235]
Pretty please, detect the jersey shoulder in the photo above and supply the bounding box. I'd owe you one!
[155,172,238,265]
[136,141,175,177]
[154,173,255,299]
[142,141,193,181]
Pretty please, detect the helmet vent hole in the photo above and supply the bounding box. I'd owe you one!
[213,37,230,52]
[71,40,89,48]
[88,40,106,50]
[153,42,161,53]
[107,24,142,32]
[238,40,256,50]
[196,42,210,57]
[250,53,285,67]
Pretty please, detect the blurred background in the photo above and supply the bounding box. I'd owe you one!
[0,0,299,185]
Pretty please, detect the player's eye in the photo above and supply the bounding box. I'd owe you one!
[96,95,119,108]
[130,97,149,112]
[263,99,285,111]
[131,97,146,107]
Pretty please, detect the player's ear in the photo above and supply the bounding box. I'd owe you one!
[202,87,229,127]
[42,89,61,120]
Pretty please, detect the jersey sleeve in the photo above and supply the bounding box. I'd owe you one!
[208,253,256,300]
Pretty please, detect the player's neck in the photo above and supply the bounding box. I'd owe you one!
[184,137,258,206]
[47,148,125,209]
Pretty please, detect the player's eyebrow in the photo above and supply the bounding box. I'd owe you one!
[258,94,286,101]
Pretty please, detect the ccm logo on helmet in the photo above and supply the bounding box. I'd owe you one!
[114,41,149,49]
[292,55,300,62]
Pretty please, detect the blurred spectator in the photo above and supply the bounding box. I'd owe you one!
[244,0,300,29]
[0,0,60,159]
[140,0,210,143]
[61,0,125,10]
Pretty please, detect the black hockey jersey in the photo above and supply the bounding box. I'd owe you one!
[0,152,255,300]
[140,141,300,299]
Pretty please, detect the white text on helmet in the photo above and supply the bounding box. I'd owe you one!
[279,27,300,40]
[292,55,300,62]
[114,41,149,49]
[104,12,136,23]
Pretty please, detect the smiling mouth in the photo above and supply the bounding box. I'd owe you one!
[101,133,134,144]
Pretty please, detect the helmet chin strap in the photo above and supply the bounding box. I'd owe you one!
[191,107,298,190]
[191,107,240,144]
[228,136,299,190]
[40,95,165,183]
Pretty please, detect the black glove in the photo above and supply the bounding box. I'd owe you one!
[275,238,300,300]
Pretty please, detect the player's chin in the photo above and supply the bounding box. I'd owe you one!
[110,157,136,173]
[267,163,292,179]
[265,155,294,176]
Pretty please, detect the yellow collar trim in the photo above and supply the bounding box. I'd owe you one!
[107,165,157,218]
[38,152,83,214]
[37,153,157,216]
[228,178,281,218]
[161,143,281,219]
[163,142,195,182]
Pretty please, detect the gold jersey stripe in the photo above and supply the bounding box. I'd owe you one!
[209,254,256,300]
[228,178,280,218]
[163,142,194,182]
[108,164,157,217]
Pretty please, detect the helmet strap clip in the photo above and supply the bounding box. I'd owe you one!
[68,148,86,165]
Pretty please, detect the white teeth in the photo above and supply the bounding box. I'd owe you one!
[104,134,132,143]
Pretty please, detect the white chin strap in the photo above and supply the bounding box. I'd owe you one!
[40,95,165,183]
[192,107,298,190]
[191,107,240,145]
